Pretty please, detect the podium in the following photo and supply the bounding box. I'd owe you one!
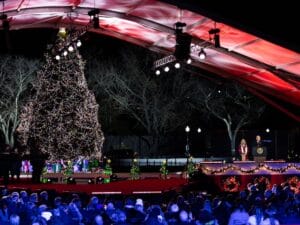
[252,146,267,163]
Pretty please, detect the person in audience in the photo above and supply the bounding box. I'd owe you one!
[261,205,280,225]
[0,199,10,225]
[9,214,20,225]
[228,202,249,225]
[238,138,249,161]
[248,206,264,225]
[93,214,104,225]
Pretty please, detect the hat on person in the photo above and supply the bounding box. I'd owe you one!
[135,198,143,206]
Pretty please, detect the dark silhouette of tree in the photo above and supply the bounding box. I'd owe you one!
[198,81,265,158]
[87,48,195,153]
[0,55,39,148]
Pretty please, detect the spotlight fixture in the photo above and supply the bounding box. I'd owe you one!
[209,28,221,48]
[88,8,100,29]
[174,21,192,61]
[198,48,206,60]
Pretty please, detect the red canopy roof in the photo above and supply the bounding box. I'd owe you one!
[1,0,300,119]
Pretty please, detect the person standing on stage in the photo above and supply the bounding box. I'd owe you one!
[238,138,249,161]
[10,147,22,182]
[255,135,263,147]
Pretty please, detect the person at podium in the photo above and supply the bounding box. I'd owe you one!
[252,135,267,162]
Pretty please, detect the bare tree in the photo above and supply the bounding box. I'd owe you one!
[87,48,195,152]
[0,55,39,148]
[199,81,265,158]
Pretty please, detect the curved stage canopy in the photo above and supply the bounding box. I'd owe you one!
[1,0,300,120]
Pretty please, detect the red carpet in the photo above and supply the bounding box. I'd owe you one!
[4,178,188,195]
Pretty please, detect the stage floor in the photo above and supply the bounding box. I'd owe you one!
[2,178,188,195]
[2,161,300,195]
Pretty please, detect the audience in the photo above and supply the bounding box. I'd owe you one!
[2,177,300,225]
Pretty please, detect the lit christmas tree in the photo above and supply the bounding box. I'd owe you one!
[17,29,104,161]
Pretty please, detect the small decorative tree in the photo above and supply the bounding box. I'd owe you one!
[130,158,140,180]
[160,160,168,179]
[103,158,112,183]
[64,160,73,176]
[186,156,196,178]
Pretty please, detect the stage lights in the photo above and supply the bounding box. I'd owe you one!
[209,28,221,48]
[88,8,100,29]
[153,19,221,75]
[96,176,104,184]
[76,40,82,47]
[67,177,76,184]
[54,28,84,61]
[174,62,181,69]
[198,48,206,60]
[174,21,192,61]
[88,179,94,184]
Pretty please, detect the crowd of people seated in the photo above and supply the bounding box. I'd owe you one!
[1,176,300,225]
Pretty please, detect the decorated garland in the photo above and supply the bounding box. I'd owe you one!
[223,176,240,192]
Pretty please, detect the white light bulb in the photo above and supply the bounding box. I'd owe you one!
[155,70,160,76]
[63,51,68,56]
[185,126,190,132]
[68,46,74,52]
[164,66,170,72]
[174,62,180,69]
[55,55,60,61]
[76,40,82,47]
[186,58,192,64]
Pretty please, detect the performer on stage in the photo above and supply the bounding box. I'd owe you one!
[252,135,267,162]
[255,135,263,148]
[238,138,248,161]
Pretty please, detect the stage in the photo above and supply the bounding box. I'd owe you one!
[2,161,300,195]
